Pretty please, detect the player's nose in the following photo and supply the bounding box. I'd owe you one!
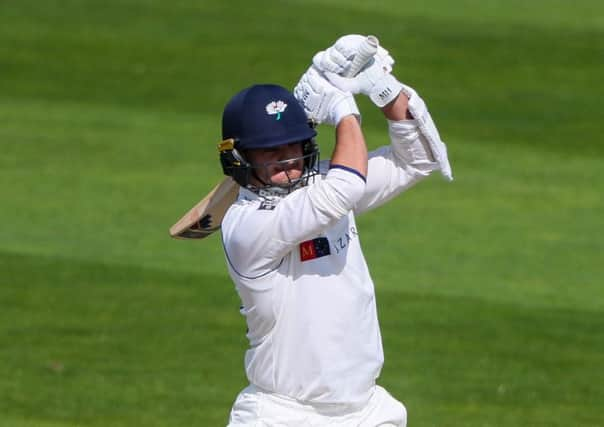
[282,144,302,160]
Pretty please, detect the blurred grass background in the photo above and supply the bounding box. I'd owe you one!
[1,0,603,426]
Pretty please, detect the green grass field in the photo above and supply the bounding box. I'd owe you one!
[1,1,603,426]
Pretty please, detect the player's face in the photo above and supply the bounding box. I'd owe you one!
[246,142,305,187]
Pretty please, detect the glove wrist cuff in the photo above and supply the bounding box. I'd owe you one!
[369,74,404,108]
[332,94,361,126]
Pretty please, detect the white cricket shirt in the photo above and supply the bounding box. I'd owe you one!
[221,120,440,405]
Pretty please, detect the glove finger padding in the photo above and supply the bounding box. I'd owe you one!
[333,34,366,59]
[313,34,393,79]
[293,66,360,126]
[324,49,402,107]
[312,46,353,74]
[313,35,366,71]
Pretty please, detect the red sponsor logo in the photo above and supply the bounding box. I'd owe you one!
[300,240,317,261]
[299,237,331,262]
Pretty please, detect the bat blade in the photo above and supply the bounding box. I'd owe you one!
[169,177,239,240]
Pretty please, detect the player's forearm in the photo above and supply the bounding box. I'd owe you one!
[381,92,413,121]
[330,116,368,178]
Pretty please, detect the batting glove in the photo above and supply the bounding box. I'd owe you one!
[313,34,403,108]
[293,66,360,126]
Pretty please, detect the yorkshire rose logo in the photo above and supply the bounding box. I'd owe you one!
[265,100,287,120]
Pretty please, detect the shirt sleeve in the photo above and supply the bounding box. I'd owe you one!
[353,119,440,216]
[222,167,366,279]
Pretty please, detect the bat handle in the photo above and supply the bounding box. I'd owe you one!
[344,35,379,77]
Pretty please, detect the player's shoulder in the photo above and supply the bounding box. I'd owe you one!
[232,190,282,213]
[222,191,279,235]
[220,191,288,280]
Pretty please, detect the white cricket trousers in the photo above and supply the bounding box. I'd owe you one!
[227,384,407,426]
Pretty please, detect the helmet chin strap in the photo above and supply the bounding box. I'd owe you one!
[250,169,271,188]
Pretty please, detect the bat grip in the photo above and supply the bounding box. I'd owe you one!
[344,35,379,77]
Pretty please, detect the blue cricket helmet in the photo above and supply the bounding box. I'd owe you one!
[221,84,317,149]
[218,84,319,192]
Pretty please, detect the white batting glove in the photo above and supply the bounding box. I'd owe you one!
[312,34,386,75]
[312,35,366,75]
[313,34,403,108]
[293,66,360,126]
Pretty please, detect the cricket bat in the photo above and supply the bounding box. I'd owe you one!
[169,177,239,239]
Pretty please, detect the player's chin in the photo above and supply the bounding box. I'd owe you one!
[271,170,303,185]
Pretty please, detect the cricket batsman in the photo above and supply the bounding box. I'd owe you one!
[218,35,453,426]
